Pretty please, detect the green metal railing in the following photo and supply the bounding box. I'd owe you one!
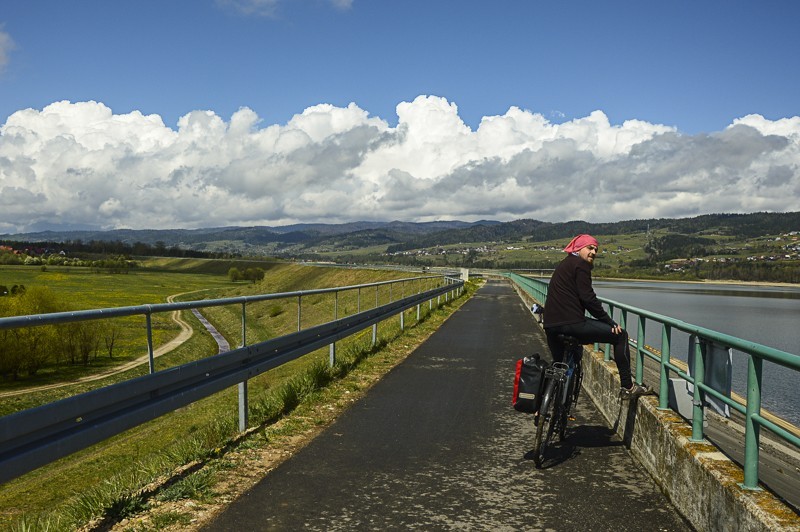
[505,272,800,491]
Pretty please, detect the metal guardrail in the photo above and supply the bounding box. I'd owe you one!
[0,275,464,484]
[505,272,800,491]
[0,275,448,372]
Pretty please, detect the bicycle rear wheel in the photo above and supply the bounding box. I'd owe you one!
[558,350,583,442]
[558,373,579,441]
[533,381,559,467]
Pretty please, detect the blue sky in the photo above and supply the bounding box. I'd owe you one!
[3,1,798,133]
[0,0,799,231]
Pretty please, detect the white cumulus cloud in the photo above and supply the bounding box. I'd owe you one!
[216,0,352,17]
[1,95,799,233]
[0,26,15,74]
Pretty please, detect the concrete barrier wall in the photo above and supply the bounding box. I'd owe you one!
[509,283,800,532]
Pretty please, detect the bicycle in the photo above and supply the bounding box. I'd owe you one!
[533,334,583,468]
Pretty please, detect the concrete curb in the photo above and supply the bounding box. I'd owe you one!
[581,349,799,532]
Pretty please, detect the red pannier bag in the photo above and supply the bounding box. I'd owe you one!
[512,353,548,413]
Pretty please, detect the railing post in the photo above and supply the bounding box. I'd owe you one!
[146,312,155,374]
[241,302,247,347]
[636,315,646,385]
[239,301,249,432]
[330,291,338,367]
[690,338,706,442]
[238,381,248,432]
[604,303,613,362]
[742,356,763,490]
[297,295,302,332]
[357,287,361,313]
[659,324,671,409]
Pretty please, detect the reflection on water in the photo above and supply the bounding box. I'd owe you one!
[591,280,800,426]
[597,281,800,300]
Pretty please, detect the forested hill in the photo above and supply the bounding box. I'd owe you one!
[2,212,798,257]
[0,220,493,252]
[384,212,800,253]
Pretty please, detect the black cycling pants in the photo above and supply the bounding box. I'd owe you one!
[545,319,634,389]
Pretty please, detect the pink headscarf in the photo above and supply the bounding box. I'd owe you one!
[563,234,599,253]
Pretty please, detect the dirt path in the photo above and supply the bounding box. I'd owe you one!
[0,291,201,399]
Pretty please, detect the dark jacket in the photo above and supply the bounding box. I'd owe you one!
[543,253,613,328]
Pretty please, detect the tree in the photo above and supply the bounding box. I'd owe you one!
[104,326,120,358]
[0,286,63,378]
[228,267,243,282]
[73,321,102,365]
[244,267,265,284]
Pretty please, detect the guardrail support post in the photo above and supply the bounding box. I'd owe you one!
[741,356,763,490]
[241,302,247,347]
[297,295,302,332]
[238,381,248,432]
[146,312,155,374]
[330,291,338,367]
[239,301,249,432]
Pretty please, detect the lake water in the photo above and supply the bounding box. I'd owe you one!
[590,280,800,427]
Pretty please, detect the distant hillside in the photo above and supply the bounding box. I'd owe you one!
[266,220,487,235]
[385,212,800,253]
[0,220,500,254]
[2,213,797,258]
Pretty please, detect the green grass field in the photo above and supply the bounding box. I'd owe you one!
[0,260,462,530]
[316,228,797,282]
[0,262,235,406]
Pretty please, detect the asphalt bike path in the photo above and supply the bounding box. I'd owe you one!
[204,280,691,531]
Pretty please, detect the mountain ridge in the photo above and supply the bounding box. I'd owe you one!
[2,212,798,257]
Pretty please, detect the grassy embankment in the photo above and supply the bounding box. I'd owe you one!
[0,259,474,530]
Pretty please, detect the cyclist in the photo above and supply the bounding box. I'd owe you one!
[543,234,649,398]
